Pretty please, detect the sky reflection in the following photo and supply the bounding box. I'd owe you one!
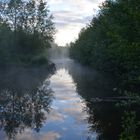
[43,68,97,140]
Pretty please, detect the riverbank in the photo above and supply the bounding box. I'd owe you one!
[69,0,140,94]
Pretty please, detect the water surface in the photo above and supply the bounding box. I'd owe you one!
[0,47,121,140]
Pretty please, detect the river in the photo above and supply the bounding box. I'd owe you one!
[0,47,123,140]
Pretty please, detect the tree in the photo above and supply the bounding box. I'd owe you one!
[0,0,55,65]
[7,0,23,31]
[70,0,140,91]
[36,0,55,47]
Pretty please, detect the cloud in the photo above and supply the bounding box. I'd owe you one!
[47,0,105,46]
[15,130,61,140]
[41,132,61,140]
[49,68,89,124]
[46,109,65,122]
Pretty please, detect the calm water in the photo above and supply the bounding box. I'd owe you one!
[0,47,122,140]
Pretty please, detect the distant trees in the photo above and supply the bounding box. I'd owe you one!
[0,0,55,65]
[70,0,140,90]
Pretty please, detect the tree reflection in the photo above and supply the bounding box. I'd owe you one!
[86,101,123,140]
[0,80,53,139]
[65,61,123,140]
[0,65,55,140]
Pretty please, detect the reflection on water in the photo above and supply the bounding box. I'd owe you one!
[0,66,54,140]
[0,82,53,139]
[0,47,126,140]
[45,68,97,140]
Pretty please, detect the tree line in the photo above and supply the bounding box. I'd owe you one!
[70,0,140,91]
[0,0,55,65]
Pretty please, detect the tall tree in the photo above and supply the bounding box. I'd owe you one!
[37,0,55,47]
[0,0,55,64]
[23,0,36,33]
[70,0,140,90]
[7,0,23,31]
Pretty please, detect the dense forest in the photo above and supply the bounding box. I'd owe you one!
[70,0,140,92]
[0,0,55,65]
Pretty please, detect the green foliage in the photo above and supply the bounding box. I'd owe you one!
[116,91,140,107]
[70,0,140,89]
[0,0,55,65]
[31,56,48,65]
[120,111,138,140]
[115,91,140,140]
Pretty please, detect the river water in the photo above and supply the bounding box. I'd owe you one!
[0,47,122,140]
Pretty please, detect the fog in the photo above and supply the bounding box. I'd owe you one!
[48,43,69,60]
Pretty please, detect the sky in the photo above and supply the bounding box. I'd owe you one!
[47,0,105,46]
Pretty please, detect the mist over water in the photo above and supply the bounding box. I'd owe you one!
[0,45,120,140]
[45,45,118,140]
[48,44,69,60]
[47,45,98,140]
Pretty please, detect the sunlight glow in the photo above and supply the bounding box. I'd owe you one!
[47,0,105,46]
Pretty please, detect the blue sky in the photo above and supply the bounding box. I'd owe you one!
[47,0,105,46]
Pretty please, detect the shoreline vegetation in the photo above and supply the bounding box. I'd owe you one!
[69,1,140,139]
[69,0,140,93]
[0,0,55,66]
